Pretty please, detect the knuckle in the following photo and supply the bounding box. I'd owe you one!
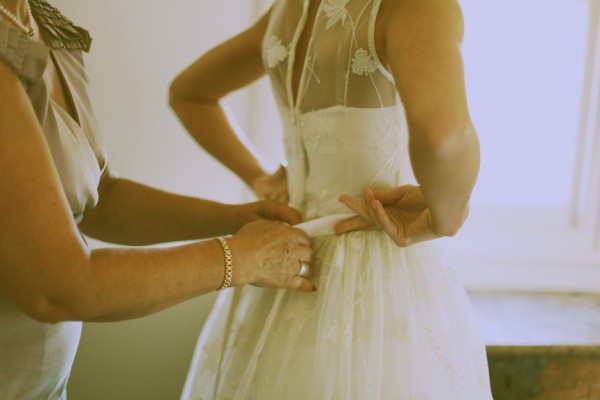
[395,238,408,247]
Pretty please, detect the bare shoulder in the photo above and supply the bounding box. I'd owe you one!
[379,0,464,43]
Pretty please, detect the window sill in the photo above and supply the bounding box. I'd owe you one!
[438,204,600,293]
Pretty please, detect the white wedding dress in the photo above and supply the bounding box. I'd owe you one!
[182,0,493,399]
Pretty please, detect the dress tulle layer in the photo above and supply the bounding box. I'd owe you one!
[182,230,492,400]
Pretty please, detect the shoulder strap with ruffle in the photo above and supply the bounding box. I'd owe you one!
[30,0,92,52]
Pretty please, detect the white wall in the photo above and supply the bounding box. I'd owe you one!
[50,1,267,399]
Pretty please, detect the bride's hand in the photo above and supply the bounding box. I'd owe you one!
[251,165,289,203]
[336,186,442,246]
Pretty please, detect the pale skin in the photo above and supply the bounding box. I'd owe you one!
[171,0,479,246]
[0,0,315,325]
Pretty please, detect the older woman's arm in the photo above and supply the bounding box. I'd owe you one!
[78,170,301,246]
[0,63,314,325]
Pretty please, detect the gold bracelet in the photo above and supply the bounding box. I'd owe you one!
[215,237,233,291]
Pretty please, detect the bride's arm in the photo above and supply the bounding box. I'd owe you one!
[383,0,479,237]
[170,9,287,201]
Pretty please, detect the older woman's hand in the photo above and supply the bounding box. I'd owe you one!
[230,198,303,232]
[229,219,315,292]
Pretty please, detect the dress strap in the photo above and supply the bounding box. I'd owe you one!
[368,0,394,83]
[0,19,47,83]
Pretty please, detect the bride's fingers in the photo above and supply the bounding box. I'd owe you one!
[339,194,369,218]
[370,185,414,204]
[335,215,372,234]
[363,188,407,245]
[362,188,384,226]
[370,198,404,245]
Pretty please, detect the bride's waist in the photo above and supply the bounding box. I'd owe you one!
[300,194,352,221]
[293,214,355,237]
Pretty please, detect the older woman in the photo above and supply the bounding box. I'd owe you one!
[0,0,316,398]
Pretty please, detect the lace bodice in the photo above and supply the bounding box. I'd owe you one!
[262,0,411,218]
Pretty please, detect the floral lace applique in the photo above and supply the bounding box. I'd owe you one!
[311,109,340,154]
[351,48,378,76]
[265,35,288,68]
[325,320,341,343]
[421,327,466,390]
[315,135,339,154]
[385,152,404,174]
[304,55,321,84]
[396,315,419,344]
[323,318,351,348]
[333,241,345,269]
[323,0,349,30]
[374,130,403,173]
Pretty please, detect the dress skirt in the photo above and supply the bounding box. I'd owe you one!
[181,220,492,400]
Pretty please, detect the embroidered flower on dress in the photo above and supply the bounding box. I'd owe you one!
[396,315,418,344]
[265,35,288,68]
[351,48,378,75]
[386,152,404,173]
[323,0,349,30]
[333,242,345,269]
[325,321,340,344]
[315,135,339,154]
[323,319,351,348]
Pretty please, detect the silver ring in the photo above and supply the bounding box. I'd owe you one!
[297,260,310,277]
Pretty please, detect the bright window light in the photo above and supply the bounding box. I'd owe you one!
[460,0,589,206]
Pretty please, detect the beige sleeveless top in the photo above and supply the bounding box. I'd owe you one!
[0,1,106,398]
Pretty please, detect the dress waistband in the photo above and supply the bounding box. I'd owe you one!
[293,213,355,237]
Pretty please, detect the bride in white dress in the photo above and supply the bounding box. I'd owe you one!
[170,0,493,398]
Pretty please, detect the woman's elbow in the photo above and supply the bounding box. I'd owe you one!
[410,119,476,161]
[24,297,73,324]
[15,261,96,324]
[435,219,463,238]
[168,77,185,110]
[168,79,218,113]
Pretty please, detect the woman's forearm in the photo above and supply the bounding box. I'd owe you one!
[47,239,232,323]
[384,0,477,235]
[408,120,480,235]
[170,100,268,187]
[169,11,273,188]
[31,217,313,323]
